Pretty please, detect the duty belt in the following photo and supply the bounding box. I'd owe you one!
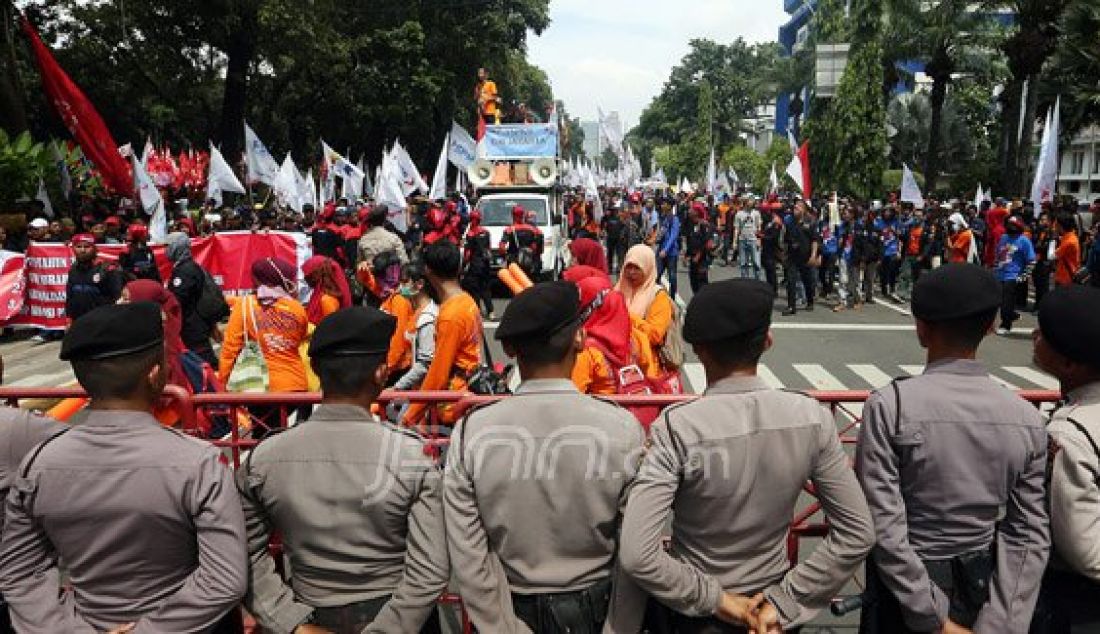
[511,577,612,634]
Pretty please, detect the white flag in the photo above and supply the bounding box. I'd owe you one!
[900,163,925,207]
[50,141,71,198]
[391,140,429,195]
[429,133,450,201]
[274,154,303,212]
[34,178,53,218]
[301,168,318,209]
[1031,96,1061,205]
[448,122,478,170]
[769,162,779,193]
[785,153,804,197]
[140,137,154,168]
[244,122,280,187]
[206,142,245,206]
[679,176,691,194]
[323,141,365,199]
[706,147,717,194]
[729,168,740,185]
[973,183,984,211]
[377,153,409,232]
[132,155,166,242]
[363,163,374,197]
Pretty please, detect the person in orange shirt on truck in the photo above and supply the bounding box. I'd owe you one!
[1054,214,1082,287]
[476,67,500,126]
[402,241,482,428]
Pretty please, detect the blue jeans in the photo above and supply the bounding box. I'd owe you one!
[657,253,678,297]
[738,240,760,280]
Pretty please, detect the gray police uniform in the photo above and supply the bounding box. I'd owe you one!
[444,379,646,633]
[237,403,449,634]
[1030,381,1100,632]
[619,376,875,631]
[0,411,248,633]
[856,359,1050,633]
[0,407,63,534]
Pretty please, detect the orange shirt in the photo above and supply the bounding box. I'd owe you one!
[316,293,341,323]
[572,347,617,395]
[1055,232,1081,286]
[219,296,309,392]
[947,229,973,264]
[403,292,482,425]
[382,293,415,373]
[632,290,674,365]
[478,80,499,117]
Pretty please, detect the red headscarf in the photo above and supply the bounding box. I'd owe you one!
[124,280,189,390]
[568,238,608,274]
[301,255,352,325]
[563,266,632,367]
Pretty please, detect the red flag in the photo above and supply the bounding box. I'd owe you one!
[476,116,487,142]
[21,16,132,194]
[797,142,811,200]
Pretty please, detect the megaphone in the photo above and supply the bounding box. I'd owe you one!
[531,158,558,187]
[468,160,494,188]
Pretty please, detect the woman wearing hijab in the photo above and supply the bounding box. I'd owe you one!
[564,266,656,395]
[568,237,609,274]
[615,244,675,369]
[219,257,310,432]
[301,255,352,325]
[120,280,189,392]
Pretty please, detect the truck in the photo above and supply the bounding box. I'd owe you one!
[467,123,567,280]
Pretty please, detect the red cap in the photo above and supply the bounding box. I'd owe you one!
[630,193,642,204]
[104,216,122,226]
[126,224,149,240]
[512,205,526,221]
[71,234,95,246]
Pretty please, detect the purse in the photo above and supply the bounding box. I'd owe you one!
[226,297,270,393]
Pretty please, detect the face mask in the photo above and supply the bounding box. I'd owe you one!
[398,284,418,299]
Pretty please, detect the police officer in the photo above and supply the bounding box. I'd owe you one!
[619,279,874,633]
[0,303,248,632]
[238,307,448,634]
[1029,285,1100,633]
[857,263,1050,634]
[444,281,645,633]
[0,355,63,634]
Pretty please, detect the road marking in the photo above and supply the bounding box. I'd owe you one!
[989,374,1021,389]
[507,366,522,392]
[683,363,707,395]
[848,364,895,389]
[770,323,915,331]
[758,364,784,389]
[793,364,846,390]
[1002,366,1059,390]
[899,365,924,376]
[871,297,912,317]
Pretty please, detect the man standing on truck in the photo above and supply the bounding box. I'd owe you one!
[476,68,500,126]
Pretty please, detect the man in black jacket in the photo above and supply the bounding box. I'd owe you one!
[782,202,818,316]
[165,232,219,368]
[65,234,123,324]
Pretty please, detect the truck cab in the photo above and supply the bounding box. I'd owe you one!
[474,190,565,279]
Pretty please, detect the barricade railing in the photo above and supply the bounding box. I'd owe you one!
[0,386,1062,632]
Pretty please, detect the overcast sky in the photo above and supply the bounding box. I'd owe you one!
[527,0,790,130]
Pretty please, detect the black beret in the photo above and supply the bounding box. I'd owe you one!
[309,307,396,358]
[495,281,580,342]
[60,303,163,361]
[1039,285,1100,367]
[911,263,1000,322]
[684,279,775,344]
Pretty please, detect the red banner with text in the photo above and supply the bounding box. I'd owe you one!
[5,232,309,330]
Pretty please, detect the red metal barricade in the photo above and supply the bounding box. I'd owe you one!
[0,387,1062,632]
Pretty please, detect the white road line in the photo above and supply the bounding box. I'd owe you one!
[848,364,895,389]
[871,297,913,317]
[899,364,924,376]
[770,323,915,331]
[1002,366,1059,390]
[9,369,74,388]
[793,364,846,390]
[683,363,707,395]
[989,374,1021,390]
[757,364,784,389]
[507,366,522,392]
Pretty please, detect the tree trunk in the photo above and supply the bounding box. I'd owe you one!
[923,73,948,195]
[0,0,28,135]
[1017,72,1041,196]
[216,4,259,167]
[997,77,1024,196]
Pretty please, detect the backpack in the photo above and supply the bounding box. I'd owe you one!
[655,291,685,370]
[195,267,230,324]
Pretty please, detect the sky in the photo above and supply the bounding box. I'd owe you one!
[527,0,790,130]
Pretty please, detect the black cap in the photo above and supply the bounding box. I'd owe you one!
[1039,285,1100,368]
[495,281,580,342]
[684,280,775,344]
[60,303,164,361]
[308,307,396,358]
[911,263,1000,322]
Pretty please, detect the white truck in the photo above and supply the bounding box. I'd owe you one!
[467,123,567,279]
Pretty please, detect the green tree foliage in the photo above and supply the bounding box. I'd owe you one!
[0,129,48,206]
[7,0,553,167]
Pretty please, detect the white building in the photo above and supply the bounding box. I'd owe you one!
[1057,125,1100,201]
[580,120,600,159]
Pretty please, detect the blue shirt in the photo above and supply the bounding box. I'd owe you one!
[659,214,681,257]
[875,217,901,257]
[819,221,839,255]
[994,233,1036,281]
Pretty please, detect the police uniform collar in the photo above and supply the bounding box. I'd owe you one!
[513,379,579,395]
[922,358,989,377]
[704,375,773,396]
[1066,381,1100,406]
[81,410,164,429]
[308,403,375,423]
